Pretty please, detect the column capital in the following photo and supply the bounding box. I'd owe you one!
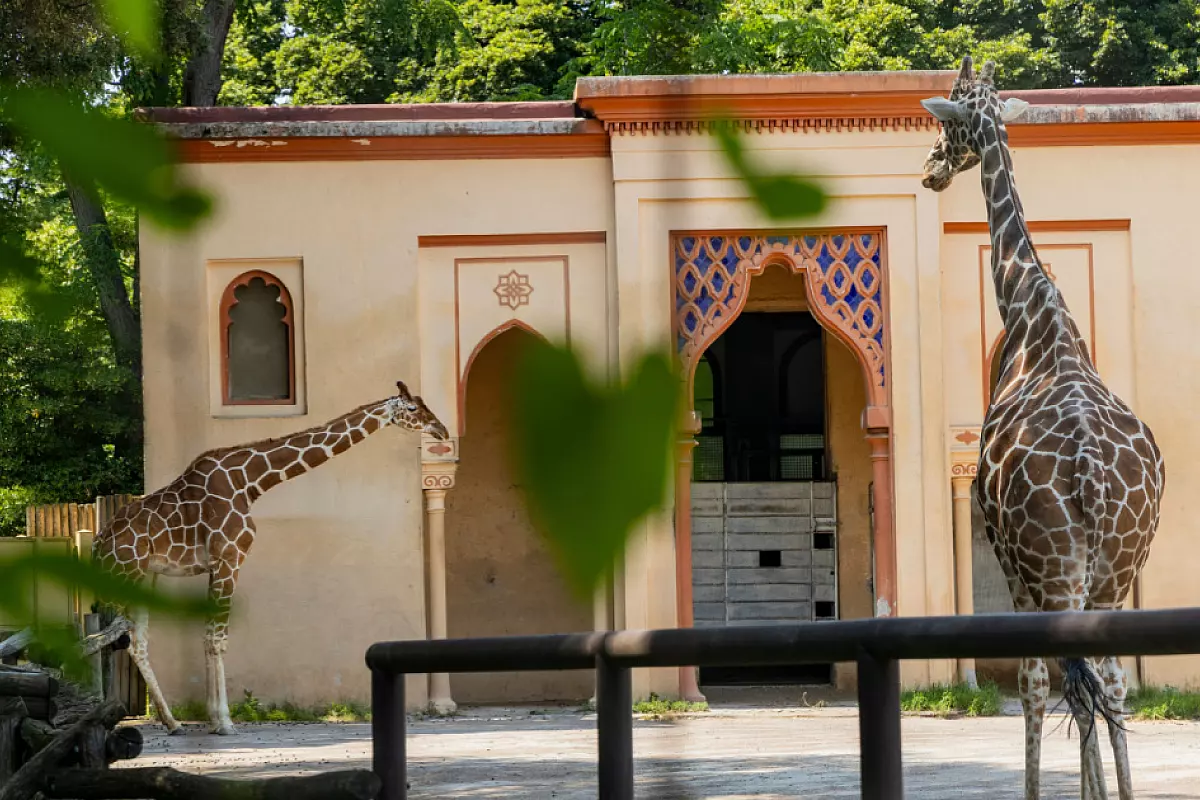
[422,460,458,492]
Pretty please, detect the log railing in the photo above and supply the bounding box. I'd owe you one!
[367,606,1200,800]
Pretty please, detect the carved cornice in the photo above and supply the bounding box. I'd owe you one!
[582,93,941,137]
[422,435,458,463]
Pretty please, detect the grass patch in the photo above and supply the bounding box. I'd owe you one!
[1127,686,1200,721]
[900,681,1002,717]
[169,691,372,723]
[632,692,709,716]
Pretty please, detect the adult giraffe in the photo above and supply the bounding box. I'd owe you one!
[919,57,1164,800]
[94,381,449,735]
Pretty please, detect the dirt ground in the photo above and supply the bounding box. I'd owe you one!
[117,691,1200,799]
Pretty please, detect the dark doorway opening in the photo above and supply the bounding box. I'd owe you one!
[693,311,827,483]
[692,308,836,688]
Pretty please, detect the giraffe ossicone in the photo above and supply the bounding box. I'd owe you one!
[93,380,448,736]
[920,55,1164,800]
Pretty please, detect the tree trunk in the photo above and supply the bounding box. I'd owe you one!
[42,767,381,800]
[63,177,144,458]
[64,179,141,379]
[182,0,238,107]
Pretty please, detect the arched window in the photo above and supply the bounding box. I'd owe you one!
[220,271,295,404]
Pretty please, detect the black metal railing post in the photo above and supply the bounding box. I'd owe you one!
[372,668,408,800]
[857,648,902,800]
[596,653,634,800]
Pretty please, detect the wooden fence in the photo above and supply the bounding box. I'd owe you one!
[3,494,147,716]
[24,494,138,539]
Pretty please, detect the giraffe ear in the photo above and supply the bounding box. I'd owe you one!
[979,60,996,84]
[1000,97,1030,122]
[921,97,966,123]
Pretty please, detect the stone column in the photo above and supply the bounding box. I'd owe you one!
[863,406,896,618]
[422,437,459,715]
[951,464,978,688]
[673,412,706,702]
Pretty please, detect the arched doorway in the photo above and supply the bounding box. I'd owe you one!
[674,231,892,692]
[689,265,873,687]
[445,327,593,703]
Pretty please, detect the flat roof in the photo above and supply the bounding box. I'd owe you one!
[143,72,1200,162]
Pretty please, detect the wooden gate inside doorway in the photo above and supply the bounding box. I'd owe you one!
[692,482,837,684]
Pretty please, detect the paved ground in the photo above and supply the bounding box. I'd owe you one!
[121,701,1200,798]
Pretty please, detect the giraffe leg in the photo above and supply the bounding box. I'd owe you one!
[128,606,183,735]
[205,554,243,736]
[1019,657,1049,800]
[1097,656,1132,800]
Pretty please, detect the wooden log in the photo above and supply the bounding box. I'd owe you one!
[0,631,33,662]
[80,617,130,658]
[16,718,55,759]
[77,724,106,769]
[0,700,125,800]
[0,673,58,698]
[0,697,29,783]
[42,767,382,800]
[83,616,103,696]
[17,698,57,722]
[104,727,142,763]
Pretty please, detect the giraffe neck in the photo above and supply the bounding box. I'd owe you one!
[976,116,1091,391]
[225,397,403,501]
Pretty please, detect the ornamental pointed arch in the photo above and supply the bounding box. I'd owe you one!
[673,230,889,413]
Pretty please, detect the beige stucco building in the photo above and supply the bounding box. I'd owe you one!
[139,71,1200,710]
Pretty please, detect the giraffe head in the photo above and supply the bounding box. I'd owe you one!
[385,380,450,440]
[919,56,1030,192]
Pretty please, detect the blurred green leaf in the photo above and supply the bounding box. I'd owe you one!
[0,550,218,619]
[508,340,679,597]
[712,119,828,221]
[101,0,161,61]
[0,550,217,680]
[1,88,211,230]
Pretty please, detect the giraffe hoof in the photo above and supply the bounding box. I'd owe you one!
[166,725,185,736]
[212,724,237,736]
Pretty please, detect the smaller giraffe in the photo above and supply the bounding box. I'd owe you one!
[94,381,448,735]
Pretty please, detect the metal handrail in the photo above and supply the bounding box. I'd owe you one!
[367,607,1200,800]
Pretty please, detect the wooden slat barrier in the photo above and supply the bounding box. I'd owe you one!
[9,494,147,718]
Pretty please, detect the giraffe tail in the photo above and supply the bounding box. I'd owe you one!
[1058,656,1123,742]
[1057,445,1123,741]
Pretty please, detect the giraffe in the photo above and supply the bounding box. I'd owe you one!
[919,57,1164,800]
[93,381,449,735]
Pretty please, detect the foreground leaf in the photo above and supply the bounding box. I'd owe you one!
[507,340,679,597]
[101,0,161,61]
[712,120,827,221]
[0,550,217,680]
[1,88,211,230]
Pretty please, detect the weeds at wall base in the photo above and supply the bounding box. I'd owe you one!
[900,681,1003,717]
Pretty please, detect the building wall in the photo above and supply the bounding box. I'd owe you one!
[140,156,613,708]
[140,124,1200,702]
[445,329,594,703]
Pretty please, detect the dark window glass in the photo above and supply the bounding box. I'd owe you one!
[226,275,291,402]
